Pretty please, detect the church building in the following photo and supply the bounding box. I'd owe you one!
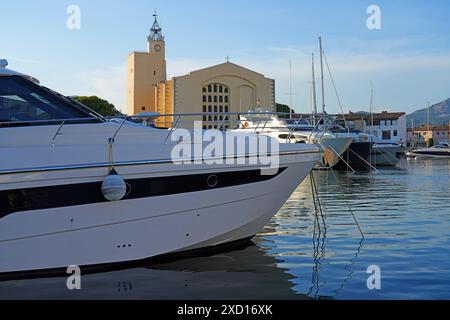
[126,15,276,128]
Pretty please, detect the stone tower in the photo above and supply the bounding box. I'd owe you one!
[126,13,167,115]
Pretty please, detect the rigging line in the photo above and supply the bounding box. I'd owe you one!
[309,172,329,299]
[321,49,349,132]
[310,173,322,234]
[108,140,115,171]
[308,174,321,298]
[328,167,365,240]
[348,148,380,173]
[313,173,328,298]
[333,237,365,297]
[311,173,326,227]
[327,145,356,174]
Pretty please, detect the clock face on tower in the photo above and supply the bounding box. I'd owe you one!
[154,44,161,52]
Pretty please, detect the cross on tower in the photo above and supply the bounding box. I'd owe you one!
[226,56,231,62]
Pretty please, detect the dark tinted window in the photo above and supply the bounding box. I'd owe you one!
[0,76,98,126]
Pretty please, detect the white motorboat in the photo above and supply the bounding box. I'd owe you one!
[413,142,450,159]
[0,62,321,274]
[235,115,353,167]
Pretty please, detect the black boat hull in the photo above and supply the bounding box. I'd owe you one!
[333,142,373,170]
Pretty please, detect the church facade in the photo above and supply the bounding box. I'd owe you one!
[126,15,276,128]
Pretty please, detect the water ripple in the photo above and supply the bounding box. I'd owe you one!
[258,159,450,299]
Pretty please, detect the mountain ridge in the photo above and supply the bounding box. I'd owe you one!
[407,98,450,128]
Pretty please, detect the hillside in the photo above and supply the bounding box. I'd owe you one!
[407,98,450,127]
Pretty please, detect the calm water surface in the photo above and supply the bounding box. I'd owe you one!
[1,159,449,300]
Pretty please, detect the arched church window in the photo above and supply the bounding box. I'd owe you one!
[203,83,229,115]
[203,106,207,113]
[214,116,218,121]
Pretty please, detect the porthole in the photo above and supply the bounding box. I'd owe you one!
[207,174,219,188]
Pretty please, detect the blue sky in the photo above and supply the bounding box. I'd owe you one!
[1,0,450,114]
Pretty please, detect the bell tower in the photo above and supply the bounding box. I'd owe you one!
[126,12,167,116]
[147,13,165,56]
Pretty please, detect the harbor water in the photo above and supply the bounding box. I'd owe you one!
[1,159,450,300]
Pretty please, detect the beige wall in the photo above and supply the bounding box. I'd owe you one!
[412,130,450,145]
[172,62,275,128]
[155,80,174,128]
[126,48,166,116]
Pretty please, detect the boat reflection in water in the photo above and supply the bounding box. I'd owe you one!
[258,172,367,300]
[0,241,307,300]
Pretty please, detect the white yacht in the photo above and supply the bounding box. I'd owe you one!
[0,62,321,274]
[235,115,353,168]
[413,142,450,159]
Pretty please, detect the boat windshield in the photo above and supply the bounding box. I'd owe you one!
[0,76,103,127]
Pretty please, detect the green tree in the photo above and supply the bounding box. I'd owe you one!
[72,96,122,117]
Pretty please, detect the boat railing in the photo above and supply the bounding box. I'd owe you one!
[0,111,334,147]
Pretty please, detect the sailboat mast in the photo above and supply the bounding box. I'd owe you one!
[312,53,318,122]
[370,82,374,138]
[319,37,326,115]
[289,60,293,119]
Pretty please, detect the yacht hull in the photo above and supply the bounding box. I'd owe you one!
[0,157,317,274]
[333,142,373,170]
[370,144,406,166]
[320,137,354,167]
[413,151,450,159]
